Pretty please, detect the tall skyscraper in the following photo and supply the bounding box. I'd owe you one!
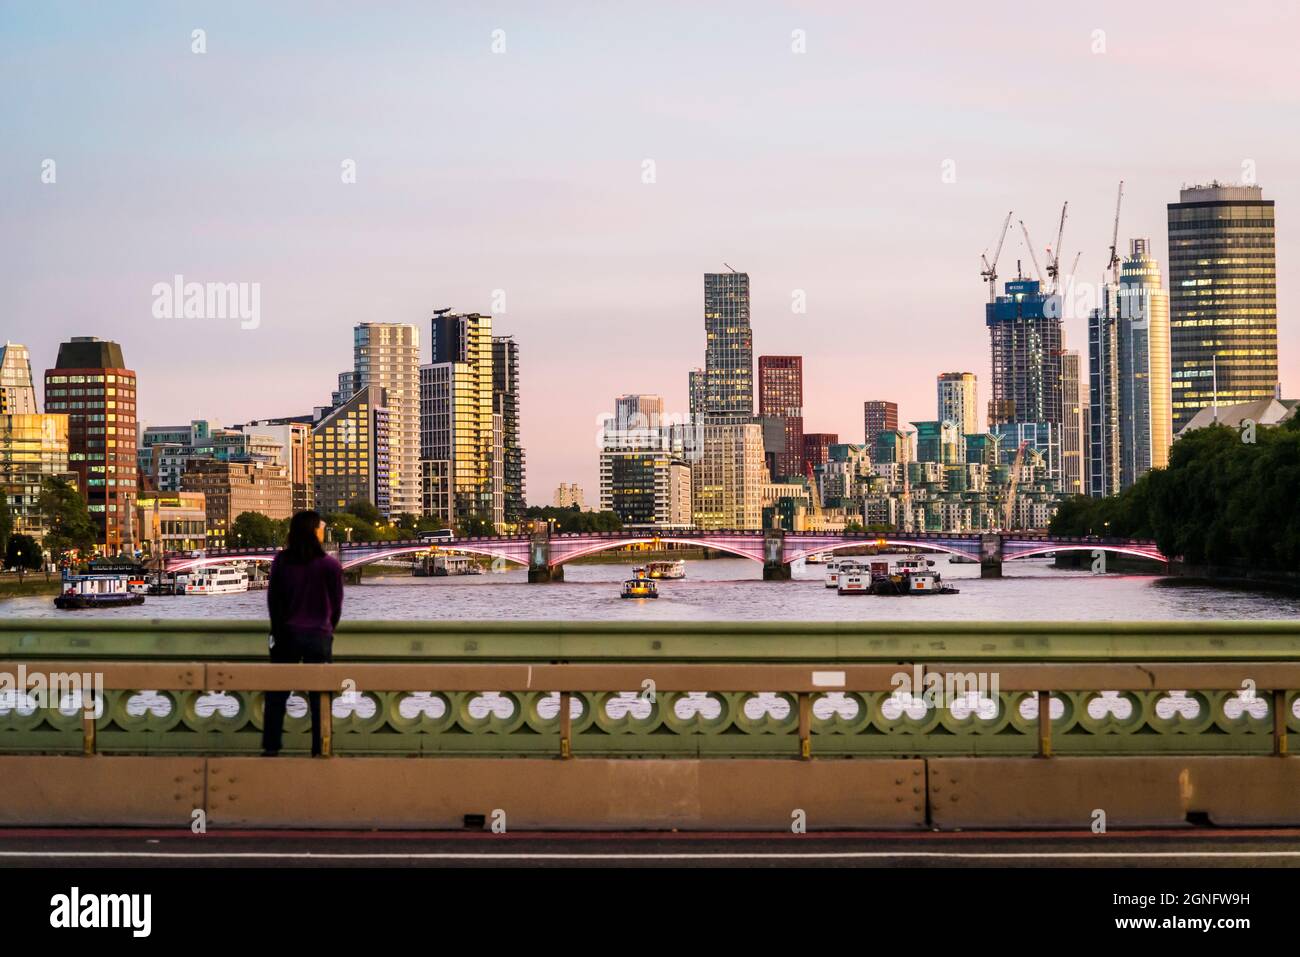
[863,400,898,453]
[351,323,421,517]
[936,373,978,435]
[0,343,38,414]
[421,311,497,526]
[1167,183,1277,431]
[1059,351,1086,497]
[492,336,526,527]
[987,278,1065,478]
[702,271,753,415]
[1117,239,1172,487]
[44,337,138,552]
[1088,286,1120,497]
[757,356,803,479]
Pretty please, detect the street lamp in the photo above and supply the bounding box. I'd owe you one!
[15,549,23,586]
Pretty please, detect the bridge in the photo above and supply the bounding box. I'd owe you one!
[0,618,1296,831]
[163,529,1168,581]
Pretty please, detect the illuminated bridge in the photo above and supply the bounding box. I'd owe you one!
[163,529,1168,581]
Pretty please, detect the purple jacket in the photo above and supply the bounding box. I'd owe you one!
[267,552,344,637]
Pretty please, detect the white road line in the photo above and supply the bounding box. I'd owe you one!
[1,850,1299,861]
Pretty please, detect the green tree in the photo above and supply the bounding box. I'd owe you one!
[458,513,496,537]
[345,499,383,525]
[5,533,41,571]
[38,477,97,565]
[229,511,282,547]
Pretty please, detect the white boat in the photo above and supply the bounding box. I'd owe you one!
[806,552,832,565]
[645,560,686,580]
[836,562,872,595]
[823,559,845,589]
[185,565,250,595]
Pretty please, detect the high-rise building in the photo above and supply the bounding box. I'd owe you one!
[987,279,1065,429]
[702,271,753,415]
[1059,351,1086,497]
[1168,184,1277,432]
[688,369,706,417]
[937,373,978,436]
[863,401,899,455]
[0,343,38,414]
[351,323,421,517]
[1117,239,1172,487]
[987,278,1065,479]
[492,336,526,526]
[0,413,71,543]
[692,421,764,529]
[421,312,498,527]
[757,356,803,479]
[600,449,692,527]
[180,459,292,548]
[1088,285,1120,497]
[311,385,392,517]
[613,394,664,432]
[43,337,138,552]
[801,432,838,475]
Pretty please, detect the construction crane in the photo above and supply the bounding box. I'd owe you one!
[1002,440,1030,530]
[1105,181,1125,285]
[1018,219,1045,284]
[1044,201,1069,293]
[980,211,1013,303]
[1069,251,1082,281]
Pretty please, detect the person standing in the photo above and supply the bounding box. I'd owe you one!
[262,510,344,756]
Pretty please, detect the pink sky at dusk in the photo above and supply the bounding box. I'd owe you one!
[3,0,1297,502]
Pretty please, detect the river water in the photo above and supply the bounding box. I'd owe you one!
[6,556,1298,621]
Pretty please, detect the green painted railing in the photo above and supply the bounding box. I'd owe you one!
[1,620,1298,759]
[4,619,1300,662]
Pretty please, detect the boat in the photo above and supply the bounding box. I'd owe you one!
[867,554,959,596]
[836,562,872,595]
[806,552,832,565]
[823,559,849,589]
[185,565,250,595]
[645,560,686,580]
[54,573,146,610]
[620,567,659,599]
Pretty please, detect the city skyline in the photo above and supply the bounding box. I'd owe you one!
[4,2,1297,500]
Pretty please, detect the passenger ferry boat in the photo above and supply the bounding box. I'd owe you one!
[645,560,686,580]
[620,567,659,599]
[184,565,250,595]
[54,573,146,610]
[806,552,832,565]
[836,561,872,595]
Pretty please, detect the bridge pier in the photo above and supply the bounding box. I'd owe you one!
[980,533,1003,579]
[762,529,790,581]
[528,534,564,583]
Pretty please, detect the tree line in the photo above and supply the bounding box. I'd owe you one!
[1049,417,1300,569]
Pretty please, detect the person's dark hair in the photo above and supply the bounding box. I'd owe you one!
[283,510,326,563]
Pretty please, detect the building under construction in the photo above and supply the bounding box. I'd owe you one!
[985,278,1065,435]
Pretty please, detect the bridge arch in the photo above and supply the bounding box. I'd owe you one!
[783,539,978,564]
[337,543,528,571]
[551,536,765,566]
[1007,542,1167,563]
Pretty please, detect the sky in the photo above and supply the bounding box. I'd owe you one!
[3,0,1298,503]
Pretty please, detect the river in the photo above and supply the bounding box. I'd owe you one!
[6,556,1298,621]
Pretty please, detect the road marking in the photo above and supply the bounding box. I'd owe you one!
[3,850,1300,861]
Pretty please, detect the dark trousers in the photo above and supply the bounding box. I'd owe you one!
[262,628,334,755]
